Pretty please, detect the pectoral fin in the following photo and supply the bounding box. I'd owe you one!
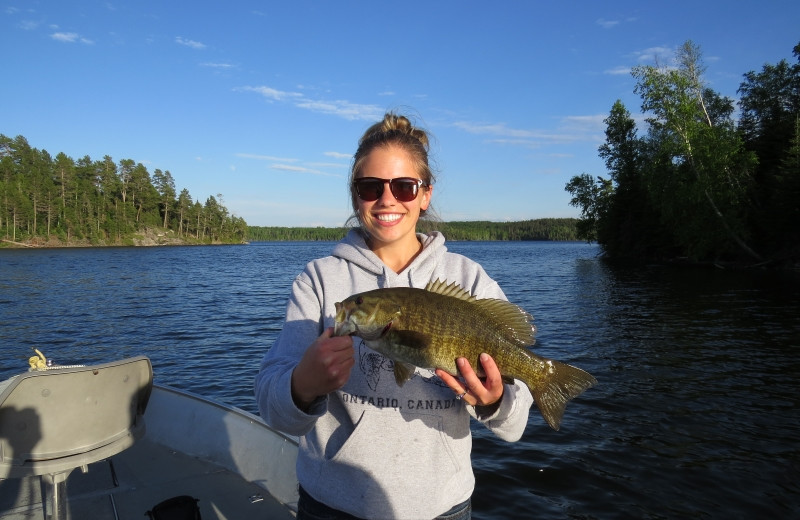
[393,362,417,386]
[385,329,430,386]
[392,329,431,349]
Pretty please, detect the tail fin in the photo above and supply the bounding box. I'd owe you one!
[531,359,596,430]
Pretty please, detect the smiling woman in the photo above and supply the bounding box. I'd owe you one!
[347,113,437,272]
[254,111,537,520]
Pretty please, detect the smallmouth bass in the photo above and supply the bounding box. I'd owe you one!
[333,279,596,430]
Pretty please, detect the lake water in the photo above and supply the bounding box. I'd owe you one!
[1,241,798,519]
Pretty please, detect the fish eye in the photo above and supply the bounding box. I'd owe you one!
[355,296,363,305]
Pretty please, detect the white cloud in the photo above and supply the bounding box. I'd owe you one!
[453,115,605,147]
[51,32,76,42]
[175,36,206,49]
[50,32,93,44]
[596,18,620,29]
[201,62,235,69]
[271,164,316,172]
[238,85,384,121]
[270,164,341,177]
[308,162,348,169]
[236,153,345,177]
[238,86,302,102]
[294,99,384,121]
[453,121,538,138]
[325,151,352,159]
[561,114,607,132]
[604,65,631,76]
[596,17,636,29]
[236,153,298,162]
[633,46,675,65]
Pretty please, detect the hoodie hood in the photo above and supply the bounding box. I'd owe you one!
[331,228,446,289]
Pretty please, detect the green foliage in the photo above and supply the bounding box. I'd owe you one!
[432,218,579,241]
[248,226,349,241]
[0,134,245,245]
[738,42,800,261]
[566,40,799,265]
[565,173,611,243]
[247,218,579,242]
[632,41,758,261]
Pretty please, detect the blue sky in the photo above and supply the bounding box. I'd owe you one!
[3,1,798,227]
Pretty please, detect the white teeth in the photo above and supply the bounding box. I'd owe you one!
[376,214,402,222]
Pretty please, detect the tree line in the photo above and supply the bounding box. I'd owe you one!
[248,218,579,242]
[0,135,246,245]
[566,40,800,266]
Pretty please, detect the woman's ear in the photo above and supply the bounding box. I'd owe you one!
[420,185,433,211]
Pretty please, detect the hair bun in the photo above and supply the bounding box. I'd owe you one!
[361,112,429,150]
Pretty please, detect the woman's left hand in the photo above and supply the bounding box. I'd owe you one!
[435,353,504,407]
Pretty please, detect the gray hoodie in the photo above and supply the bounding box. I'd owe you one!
[255,230,534,519]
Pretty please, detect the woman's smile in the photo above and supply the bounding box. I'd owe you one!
[374,212,403,223]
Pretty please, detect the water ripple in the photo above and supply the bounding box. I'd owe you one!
[2,242,799,518]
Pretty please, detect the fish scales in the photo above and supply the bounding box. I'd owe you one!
[378,288,537,378]
[333,279,596,430]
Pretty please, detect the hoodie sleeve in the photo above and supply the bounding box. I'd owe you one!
[254,272,328,436]
[470,380,534,442]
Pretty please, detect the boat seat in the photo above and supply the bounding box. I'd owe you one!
[0,356,153,519]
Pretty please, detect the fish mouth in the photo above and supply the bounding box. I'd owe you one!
[333,319,357,337]
[332,318,390,339]
[333,301,354,336]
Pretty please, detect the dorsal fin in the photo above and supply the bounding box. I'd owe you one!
[425,279,536,345]
[474,298,537,346]
[424,279,477,302]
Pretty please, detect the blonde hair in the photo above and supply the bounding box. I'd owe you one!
[347,112,437,226]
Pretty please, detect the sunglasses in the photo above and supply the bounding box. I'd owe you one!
[353,177,428,202]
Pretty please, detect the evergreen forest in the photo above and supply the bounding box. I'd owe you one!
[566,41,800,267]
[0,135,247,246]
[247,218,579,242]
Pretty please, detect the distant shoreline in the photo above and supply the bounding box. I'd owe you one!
[2,218,582,249]
[0,228,243,249]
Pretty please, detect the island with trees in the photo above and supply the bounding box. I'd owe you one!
[566,40,799,268]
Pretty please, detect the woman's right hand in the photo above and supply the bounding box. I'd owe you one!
[291,327,355,411]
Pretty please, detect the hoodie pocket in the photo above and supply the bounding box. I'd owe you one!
[310,408,469,516]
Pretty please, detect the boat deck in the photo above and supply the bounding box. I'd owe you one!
[0,435,295,519]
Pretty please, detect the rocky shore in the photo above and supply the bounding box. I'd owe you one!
[0,228,237,248]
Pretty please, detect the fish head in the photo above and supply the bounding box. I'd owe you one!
[333,292,399,340]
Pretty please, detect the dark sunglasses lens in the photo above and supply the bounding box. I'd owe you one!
[355,180,383,201]
[390,179,419,202]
